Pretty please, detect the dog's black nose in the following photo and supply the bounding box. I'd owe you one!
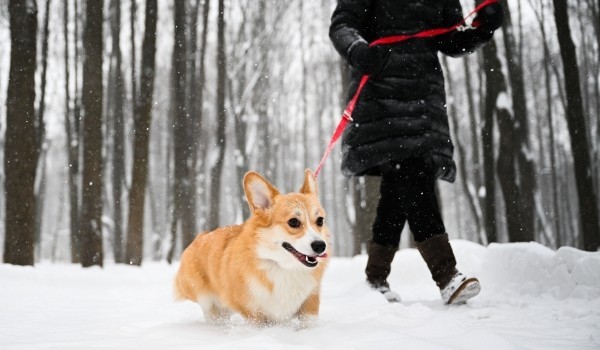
[311,240,326,254]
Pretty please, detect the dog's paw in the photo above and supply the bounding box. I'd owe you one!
[296,315,318,330]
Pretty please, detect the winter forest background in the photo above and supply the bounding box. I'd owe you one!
[0,0,599,267]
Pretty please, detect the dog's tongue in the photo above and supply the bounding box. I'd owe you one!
[318,252,328,259]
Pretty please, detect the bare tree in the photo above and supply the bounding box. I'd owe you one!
[108,0,126,263]
[3,0,38,266]
[64,0,82,263]
[552,0,600,251]
[480,39,499,244]
[125,0,157,266]
[498,1,536,243]
[130,0,137,118]
[180,0,201,242]
[207,0,227,230]
[463,56,482,192]
[80,0,104,267]
[167,0,193,263]
[197,0,211,216]
[34,0,52,257]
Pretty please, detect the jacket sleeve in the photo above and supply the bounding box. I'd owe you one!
[329,0,371,63]
[435,0,495,58]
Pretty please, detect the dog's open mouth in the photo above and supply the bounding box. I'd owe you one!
[282,242,325,268]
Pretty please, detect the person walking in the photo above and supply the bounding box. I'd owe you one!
[329,0,503,304]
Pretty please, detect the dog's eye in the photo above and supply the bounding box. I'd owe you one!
[288,218,301,228]
[316,217,324,227]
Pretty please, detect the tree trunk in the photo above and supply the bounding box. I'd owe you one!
[189,0,210,230]
[553,0,600,251]
[34,152,49,259]
[4,0,38,266]
[462,56,482,190]
[182,0,201,244]
[125,0,157,266]
[130,0,137,119]
[480,39,500,244]
[34,0,52,257]
[499,1,536,243]
[208,0,227,230]
[36,0,51,154]
[168,0,195,258]
[109,0,126,263]
[64,0,82,263]
[80,0,104,267]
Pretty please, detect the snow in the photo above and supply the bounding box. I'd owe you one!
[1,241,599,349]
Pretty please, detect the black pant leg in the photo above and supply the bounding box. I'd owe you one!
[402,159,446,242]
[371,172,407,248]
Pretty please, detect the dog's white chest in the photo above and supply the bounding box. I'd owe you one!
[248,264,317,321]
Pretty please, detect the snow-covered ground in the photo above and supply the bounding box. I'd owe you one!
[1,241,599,349]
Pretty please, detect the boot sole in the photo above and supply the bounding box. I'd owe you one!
[447,278,480,305]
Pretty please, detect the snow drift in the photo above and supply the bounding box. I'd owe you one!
[0,241,598,349]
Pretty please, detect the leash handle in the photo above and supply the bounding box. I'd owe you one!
[369,0,499,47]
[313,0,499,178]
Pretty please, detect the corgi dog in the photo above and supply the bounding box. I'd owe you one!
[175,169,330,327]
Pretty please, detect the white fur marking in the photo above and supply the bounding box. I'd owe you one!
[248,261,317,321]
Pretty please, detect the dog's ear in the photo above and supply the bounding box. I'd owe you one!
[243,172,279,213]
[300,169,318,196]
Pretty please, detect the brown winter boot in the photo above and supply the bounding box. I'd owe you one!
[365,241,401,302]
[415,233,480,305]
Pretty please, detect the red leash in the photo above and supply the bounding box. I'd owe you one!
[314,0,499,177]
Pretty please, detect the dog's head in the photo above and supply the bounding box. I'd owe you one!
[244,169,330,270]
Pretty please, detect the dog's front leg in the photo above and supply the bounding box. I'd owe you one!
[240,309,271,327]
[296,293,320,329]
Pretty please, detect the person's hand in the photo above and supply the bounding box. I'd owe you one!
[348,41,387,74]
[473,2,503,33]
[348,40,373,73]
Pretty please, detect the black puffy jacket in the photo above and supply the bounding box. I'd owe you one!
[330,0,497,181]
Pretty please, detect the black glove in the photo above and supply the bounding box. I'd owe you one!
[473,2,503,33]
[348,40,372,73]
[348,40,387,74]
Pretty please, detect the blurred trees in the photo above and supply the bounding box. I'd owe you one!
[1,0,599,266]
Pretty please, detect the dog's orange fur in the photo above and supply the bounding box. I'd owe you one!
[175,170,330,325]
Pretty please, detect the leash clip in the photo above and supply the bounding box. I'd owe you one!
[457,23,476,32]
[343,110,354,122]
